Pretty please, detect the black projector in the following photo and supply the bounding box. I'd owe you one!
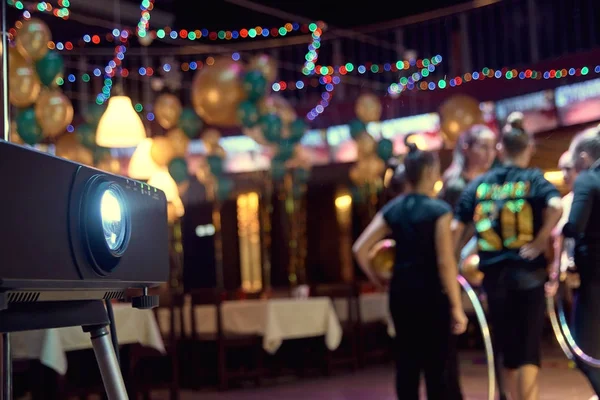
[0,141,169,307]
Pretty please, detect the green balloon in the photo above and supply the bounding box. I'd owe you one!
[35,51,65,87]
[16,108,43,145]
[349,119,366,140]
[179,108,203,138]
[289,119,307,144]
[274,139,295,162]
[294,167,310,184]
[168,157,188,184]
[243,70,267,101]
[85,104,107,125]
[376,138,394,161]
[75,123,97,150]
[207,155,224,177]
[260,113,283,144]
[271,159,286,182]
[237,100,260,128]
[351,186,365,204]
[216,178,234,201]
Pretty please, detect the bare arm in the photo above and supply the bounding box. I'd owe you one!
[352,212,390,288]
[521,197,563,260]
[451,219,468,261]
[437,213,463,311]
[538,197,563,245]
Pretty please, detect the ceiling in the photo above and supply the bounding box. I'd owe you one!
[6,0,471,44]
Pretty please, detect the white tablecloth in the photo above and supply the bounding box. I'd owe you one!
[157,297,342,354]
[333,292,390,324]
[11,303,165,375]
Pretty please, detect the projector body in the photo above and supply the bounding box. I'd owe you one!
[0,141,169,305]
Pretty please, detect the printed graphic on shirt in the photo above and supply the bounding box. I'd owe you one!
[473,181,534,252]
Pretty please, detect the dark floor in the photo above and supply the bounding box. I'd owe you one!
[159,348,594,400]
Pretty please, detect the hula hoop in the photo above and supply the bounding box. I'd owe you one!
[548,274,600,368]
[457,274,496,400]
[457,237,495,400]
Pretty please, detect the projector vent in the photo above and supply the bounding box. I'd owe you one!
[8,291,40,303]
[103,291,124,300]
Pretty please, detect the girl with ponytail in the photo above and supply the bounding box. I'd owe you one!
[439,125,497,208]
[353,136,467,399]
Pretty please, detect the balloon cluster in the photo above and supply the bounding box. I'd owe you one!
[189,53,310,189]
[439,94,485,147]
[348,93,393,190]
[149,93,204,188]
[63,103,121,171]
[239,55,311,187]
[9,19,73,146]
[203,128,234,201]
[150,92,234,201]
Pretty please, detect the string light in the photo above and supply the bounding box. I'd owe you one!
[388,55,443,94]
[6,0,70,20]
[136,0,154,39]
[299,23,339,120]
[7,0,312,46]
[302,23,323,76]
[396,64,600,93]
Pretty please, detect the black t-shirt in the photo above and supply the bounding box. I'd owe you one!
[438,175,469,209]
[382,194,451,292]
[455,166,560,289]
[563,166,600,282]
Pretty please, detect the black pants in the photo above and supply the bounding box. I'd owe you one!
[483,283,546,369]
[573,281,600,396]
[390,290,462,400]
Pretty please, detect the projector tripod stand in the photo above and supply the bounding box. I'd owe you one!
[0,300,130,400]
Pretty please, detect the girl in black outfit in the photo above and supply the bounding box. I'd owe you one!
[438,124,498,400]
[559,127,600,398]
[353,143,468,399]
[453,125,563,400]
[439,124,498,209]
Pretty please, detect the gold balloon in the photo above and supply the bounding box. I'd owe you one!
[356,156,385,182]
[96,156,121,174]
[10,121,23,145]
[462,254,484,286]
[368,239,396,280]
[166,128,190,157]
[355,93,382,124]
[258,95,296,125]
[191,57,246,127]
[285,145,312,170]
[202,128,221,147]
[34,89,74,138]
[75,145,94,166]
[349,165,366,185]
[151,136,176,167]
[154,93,182,130]
[8,48,41,108]
[248,54,278,83]
[439,94,484,146]
[16,18,51,61]
[356,133,377,159]
[55,133,81,161]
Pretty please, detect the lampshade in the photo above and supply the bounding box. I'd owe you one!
[148,169,185,221]
[128,138,159,180]
[96,96,146,148]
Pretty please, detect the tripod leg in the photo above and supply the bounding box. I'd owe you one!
[0,333,11,400]
[85,326,129,400]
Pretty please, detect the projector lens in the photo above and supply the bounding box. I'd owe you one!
[81,176,131,275]
[101,188,126,252]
